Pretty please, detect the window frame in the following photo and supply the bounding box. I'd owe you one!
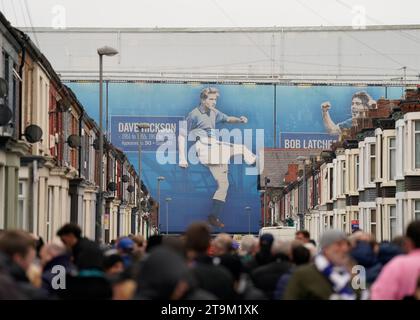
[389,205,397,240]
[389,137,396,180]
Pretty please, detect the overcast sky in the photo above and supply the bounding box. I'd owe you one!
[1,0,419,28]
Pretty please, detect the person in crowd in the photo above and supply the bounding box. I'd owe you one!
[103,252,125,276]
[295,230,311,244]
[212,233,233,256]
[377,241,403,266]
[274,244,311,299]
[56,223,103,271]
[218,253,266,300]
[244,233,274,272]
[129,235,147,262]
[135,246,215,300]
[57,241,112,300]
[303,242,317,260]
[350,238,382,286]
[0,230,48,299]
[145,235,163,253]
[238,235,258,266]
[184,222,235,299]
[251,239,293,299]
[371,221,420,300]
[284,229,357,300]
[116,237,135,269]
[40,242,75,296]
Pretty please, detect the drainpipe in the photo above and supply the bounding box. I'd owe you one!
[32,159,39,235]
[78,111,84,178]
[18,36,27,140]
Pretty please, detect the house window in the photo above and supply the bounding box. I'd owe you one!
[415,121,420,169]
[389,205,397,240]
[353,211,359,221]
[329,215,334,228]
[370,209,377,238]
[342,214,347,232]
[342,161,346,194]
[18,182,27,230]
[389,137,396,180]
[369,144,376,183]
[355,155,359,189]
[415,200,420,221]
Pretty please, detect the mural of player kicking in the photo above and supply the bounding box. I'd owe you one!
[178,87,256,228]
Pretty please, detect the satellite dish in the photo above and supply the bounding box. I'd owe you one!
[127,185,135,193]
[24,125,43,143]
[122,175,129,183]
[0,78,8,98]
[67,135,81,149]
[93,138,100,150]
[59,100,71,112]
[0,104,12,126]
[107,182,117,191]
[93,138,106,151]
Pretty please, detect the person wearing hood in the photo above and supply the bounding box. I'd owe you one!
[135,246,215,300]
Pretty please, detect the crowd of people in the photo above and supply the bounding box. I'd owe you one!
[0,220,419,300]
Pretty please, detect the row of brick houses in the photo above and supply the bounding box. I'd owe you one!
[277,88,420,243]
[0,12,156,242]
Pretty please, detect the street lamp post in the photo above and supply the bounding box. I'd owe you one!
[96,46,118,242]
[157,176,165,234]
[297,156,308,230]
[263,177,270,227]
[245,206,251,235]
[165,197,172,234]
[137,123,150,235]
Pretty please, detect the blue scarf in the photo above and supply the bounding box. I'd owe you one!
[314,254,356,300]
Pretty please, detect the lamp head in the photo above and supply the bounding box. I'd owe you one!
[97,46,118,56]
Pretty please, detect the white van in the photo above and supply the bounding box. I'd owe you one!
[258,226,297,241]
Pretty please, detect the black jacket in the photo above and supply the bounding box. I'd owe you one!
[72,238,104,270]
[251,254,292,299]
[191,255,235,300]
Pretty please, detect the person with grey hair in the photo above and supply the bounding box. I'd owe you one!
[178,87,257,228]
[212,233,233,256]
[239,235,258,263]
[283,229,358,300]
